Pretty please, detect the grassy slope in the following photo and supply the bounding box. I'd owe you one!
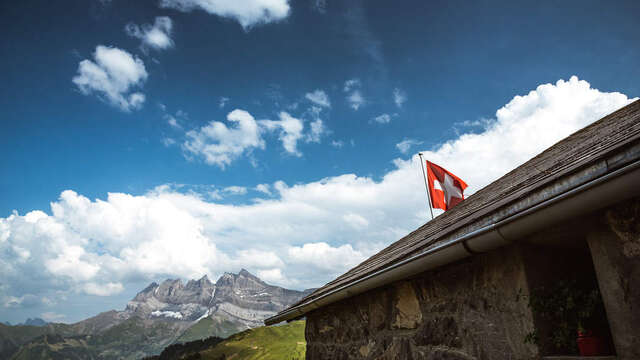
[89,316,182,359]
[10,334,95,360]
[199,320,306,360]
[0,323,76,359]
[7,316,184,360]
[176,317,246,343]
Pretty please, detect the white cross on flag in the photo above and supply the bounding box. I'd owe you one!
[425,161,468,211]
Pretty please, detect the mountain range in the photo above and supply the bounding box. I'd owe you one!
[0,270,313,359]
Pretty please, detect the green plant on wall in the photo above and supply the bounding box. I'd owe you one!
[522,280,603,354]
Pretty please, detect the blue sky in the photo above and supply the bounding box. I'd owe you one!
[0,0,639,323]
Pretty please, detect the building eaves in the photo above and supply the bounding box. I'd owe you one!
[266,100,640,325]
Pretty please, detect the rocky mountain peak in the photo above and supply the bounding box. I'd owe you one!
[124,269,311,326]
[238,268,251,277]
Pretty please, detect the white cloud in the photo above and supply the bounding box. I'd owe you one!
[396,138,423,154]
[125,17,174,51]
[331,140,344,148]
[373,113,391,124]
[347,90,365,110]
[343,78,360,92]
[159,0,290,29]
[288,242,366,272]
[3,294,43,308]
[257,268,286,284]
[0,76,634,303]
[183,109,265,168]
[166,115,181,129]
[234,249,283,269]
[83,282,124,296]
[164,109,188,130]
[417,76,635,195]
[162,137,176,147]
[304,106,327,143]
[182,108,326,166]
[259,112,304,156]
[307,118,325,143]
[41,312,66,322]
[72,45,148,111]
[45,246,100,282]
[254,184,272,195]
[343,79,365,110]
[223,186,247,195]
[219,96,230,108]
[305,89,331,108]
[393,88,407,108]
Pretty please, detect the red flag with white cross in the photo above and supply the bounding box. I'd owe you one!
[425,161,468,211]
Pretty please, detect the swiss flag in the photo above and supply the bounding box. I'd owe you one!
[426,161,468,211]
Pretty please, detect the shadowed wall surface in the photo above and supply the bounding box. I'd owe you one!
[305,244,538,360]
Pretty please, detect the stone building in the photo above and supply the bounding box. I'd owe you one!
[265,100,640,360]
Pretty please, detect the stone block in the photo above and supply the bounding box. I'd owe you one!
[392,282,422,329]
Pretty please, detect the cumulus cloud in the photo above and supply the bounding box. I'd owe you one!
[183,109,265,168]
[3,294,45,308]
[307,118,325,143]
[83,282,124,296]
[181,108,327,166]
[347,91,365,110]
[162,137,177,147]
[1,76,635,307]
[288,242,366,272]
[305,89,331,108]
[343,79,365,110]
[396,138,422,154]
[125,16,174,51]
[167,116,181,129]
[393,88,407,108]
[417,76,635,194]
[223,186,247,195]
[259,112,304,156]
[331,140,344,148]
[373,113,391,124]
[41,312,66,322]
[343,79,360,92]
[254,183,272,196]
[72,45,148,111]
[257,268,286,284]
[304,106,327,143]
[159,0,290,29]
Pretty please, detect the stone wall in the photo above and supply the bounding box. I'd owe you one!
[305,245,538,360]
[587,196,640,360]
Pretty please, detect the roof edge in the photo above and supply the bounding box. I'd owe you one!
[266,141,640,325]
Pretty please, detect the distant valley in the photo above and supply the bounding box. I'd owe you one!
[0,270,313,359]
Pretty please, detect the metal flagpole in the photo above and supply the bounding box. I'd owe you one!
[418,153,435,220]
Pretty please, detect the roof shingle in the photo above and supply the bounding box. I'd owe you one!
[285,99,640,312]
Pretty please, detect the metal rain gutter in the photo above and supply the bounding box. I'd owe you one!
[265,154,640,326]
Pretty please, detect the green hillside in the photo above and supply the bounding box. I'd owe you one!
[200,320,305,360]
[10,334,95,360]
[151,320,306,360]
[175,316,246,343]
[5,316,186,360]
[0,322,76,359]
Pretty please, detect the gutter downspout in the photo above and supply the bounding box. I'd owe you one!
[265,156,640,326]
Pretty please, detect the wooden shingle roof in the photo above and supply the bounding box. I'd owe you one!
[285,99,640,312]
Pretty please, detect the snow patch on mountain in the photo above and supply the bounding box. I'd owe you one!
[151,310,184,319]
